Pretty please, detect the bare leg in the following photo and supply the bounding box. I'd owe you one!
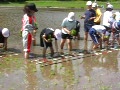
[60,39,66,54]
[32,30,37,46]
[50,47,54,57]
[77,33,80,40]
[67,39,72,54]
[84,32,88,41]
[99,38,102,49]
[116,37,120,45]
[3,37,8,50]
[42,47,47,58]
[24,51,29,59]
[93,44,99,49]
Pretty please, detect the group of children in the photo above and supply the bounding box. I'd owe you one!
[80,1,120,50]
[1,1,120,60]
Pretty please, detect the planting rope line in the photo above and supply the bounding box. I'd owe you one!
[0,51,19,58]
[34,48,120,67]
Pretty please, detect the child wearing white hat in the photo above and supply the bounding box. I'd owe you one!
[81,1,96,41]
[40,28,61,62]
[60,12,77,55]
[89,23,111,49]
[0,28,10,50]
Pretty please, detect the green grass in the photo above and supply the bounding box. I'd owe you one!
[0,1,120,9]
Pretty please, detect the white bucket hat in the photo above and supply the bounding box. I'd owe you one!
[107,4,113,9]
[54,29,62,40]
[86,1,92,6]
[67,12,75,21]
[92,3,97,7]
[2,28,10,37]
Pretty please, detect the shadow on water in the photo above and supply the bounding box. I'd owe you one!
[0,7,120,90]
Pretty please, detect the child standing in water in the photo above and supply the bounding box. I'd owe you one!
[21,3,38,59]
[40,28,61,61]
[81,1,96,41]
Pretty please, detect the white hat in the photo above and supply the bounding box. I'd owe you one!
[48,28,54,31]
[86,1,92,6]
[92,3,97,7]
[54,29,62,40]
[2,28,10,37]
[107,4,113,9]
[67,12,75,21]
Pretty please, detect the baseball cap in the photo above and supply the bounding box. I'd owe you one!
[86,1,92,6]
[54,29,62,40]
[67,12,75,21]
[107,4,113,9]
[92,3,97,7]
[27,3,38,12]
[2,28,10,37]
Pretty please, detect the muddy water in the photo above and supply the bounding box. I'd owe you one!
[0,7,120,90]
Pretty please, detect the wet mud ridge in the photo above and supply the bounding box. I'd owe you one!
[31,48,120,67]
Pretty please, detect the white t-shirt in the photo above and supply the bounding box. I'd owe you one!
[103,11,113,25]
[92,25,110,36]
[92,25,106,33]
[115,12,120,22]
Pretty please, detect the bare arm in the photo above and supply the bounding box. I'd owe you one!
[80,15,85,19]
[62,27,70,34]
[3,37,8,50]
[54,40,58,52]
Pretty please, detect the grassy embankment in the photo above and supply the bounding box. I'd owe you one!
[0,1,120,9]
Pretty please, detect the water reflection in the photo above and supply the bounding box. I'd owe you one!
[35,60,75,90]
[24,60,38,90]
[82,50,119,77]
[0,7,120,90]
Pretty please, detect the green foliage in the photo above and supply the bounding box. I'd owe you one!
[1,0,120,2]
[0,0,26,2]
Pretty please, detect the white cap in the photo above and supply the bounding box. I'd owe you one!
[2,28,10,37]
[104,23,111,28]
[92,3,97,7]
[54,29,62,40]
[86,1,92,6]
[107,4,113,9]
[48,28,54,31]
[67,12,75,21]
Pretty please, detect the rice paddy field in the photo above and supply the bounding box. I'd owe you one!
[0,7,120,90]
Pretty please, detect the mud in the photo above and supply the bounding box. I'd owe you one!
[0,7,120,90]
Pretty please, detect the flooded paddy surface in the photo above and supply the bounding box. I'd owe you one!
[0,7,120,90]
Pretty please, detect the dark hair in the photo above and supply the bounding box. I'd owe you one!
[23,4,32,16]
[106,8,113,11]
[27,3,38,12]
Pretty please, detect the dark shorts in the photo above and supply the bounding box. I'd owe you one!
[84,23,94,32]
[40,35,52,48]
[61,33,73,39]
[0,36,4,43]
